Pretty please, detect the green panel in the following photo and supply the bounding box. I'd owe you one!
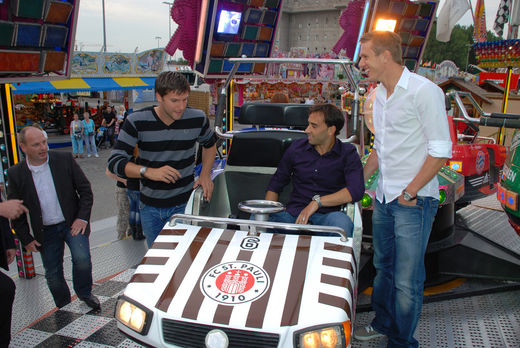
[208,59,223,73]
[243,25,259,40]
[0,22,15,46]
[224,43,241,57]
[418,3,434,17]
[264,0,280,8]
[16,0,45,19]
[404,59,416,71]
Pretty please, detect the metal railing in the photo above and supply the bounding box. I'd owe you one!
[169,213,348,241]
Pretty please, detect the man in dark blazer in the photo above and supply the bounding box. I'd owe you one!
[7,126,100,310]
[0,198,28,346]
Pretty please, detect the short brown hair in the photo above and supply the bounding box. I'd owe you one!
[270,92,289,103]
[309,103,344,136]
[155,71,190,97]
[360,31,402,65]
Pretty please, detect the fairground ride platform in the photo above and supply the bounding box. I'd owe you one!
[7,198,520,348]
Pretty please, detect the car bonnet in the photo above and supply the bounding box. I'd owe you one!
[123,223,357,331]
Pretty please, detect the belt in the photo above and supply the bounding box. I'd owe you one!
[43,221,66,229]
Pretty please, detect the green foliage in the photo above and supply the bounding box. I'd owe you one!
[422,23,503,71]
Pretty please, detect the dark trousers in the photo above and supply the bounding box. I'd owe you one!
[0,271,15,347]
[40,222,93,308]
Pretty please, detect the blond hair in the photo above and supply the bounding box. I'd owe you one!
[360,31,402,65]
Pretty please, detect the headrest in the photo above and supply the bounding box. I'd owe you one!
[227,130,307,167]
[238,103,310,127]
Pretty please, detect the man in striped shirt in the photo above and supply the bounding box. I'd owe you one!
[108,72,217,247]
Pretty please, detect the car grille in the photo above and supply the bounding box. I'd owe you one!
[162,319,280,348]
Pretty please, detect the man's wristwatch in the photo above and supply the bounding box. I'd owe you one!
[403,190,416,201]
[312,194,322,208]
[139,166,148,178]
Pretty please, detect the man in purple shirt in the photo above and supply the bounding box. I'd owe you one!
[265,103,364,236]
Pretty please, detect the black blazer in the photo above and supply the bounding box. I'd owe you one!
[0,213,14,271]
[7,151,93,246]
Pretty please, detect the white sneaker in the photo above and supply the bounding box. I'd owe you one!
[94,154,99,157]
[353,325,384,341]
[87,154,91,158]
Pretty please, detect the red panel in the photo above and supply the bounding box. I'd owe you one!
[0,51,40,72]
[479,72,519,89]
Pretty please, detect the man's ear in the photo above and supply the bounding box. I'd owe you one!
[383,49,394,64]
[329,125,336,136]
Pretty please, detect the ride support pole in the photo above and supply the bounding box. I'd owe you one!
[1,84,34,278]
[498,66,513,145]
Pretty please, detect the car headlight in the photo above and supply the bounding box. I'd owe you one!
[295,321,350,348]
[115,297,152,335]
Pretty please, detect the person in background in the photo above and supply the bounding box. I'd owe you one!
[270,92,289,103]
[82,112,98,158]
[102,106,116,148]
[105,168,131,240]
[107,71,217,247]
[115,106,126,141]
[355,31,452,347]
[126,148,144,240]
[0,199,28,347]
[70,113,84,159]
[7,126,99,310]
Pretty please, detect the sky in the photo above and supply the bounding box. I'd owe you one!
[74,0,507,56]
[74,0,180,55]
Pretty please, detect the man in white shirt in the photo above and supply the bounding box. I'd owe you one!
[7,126,99,310]
[355,31,452,347]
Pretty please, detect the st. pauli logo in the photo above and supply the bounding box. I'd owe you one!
[201,261,270,304]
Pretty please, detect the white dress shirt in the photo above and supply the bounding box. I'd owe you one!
[27,158,65,226]
[373,67,452,203]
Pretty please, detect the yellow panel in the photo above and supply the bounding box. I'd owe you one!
[113,77,147,87]
[51,78,90,89]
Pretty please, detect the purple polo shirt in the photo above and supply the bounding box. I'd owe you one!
[267,138,364,216]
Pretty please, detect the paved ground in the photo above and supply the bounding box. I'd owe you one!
[48,134,118,222]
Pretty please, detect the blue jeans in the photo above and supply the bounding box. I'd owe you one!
[268,210,353,237]
[83,134,97,155]
[39,222,93,308]
[127,189,141,226]
[71,136,83,155]
[371,197,439,348]
[140,203,187,247]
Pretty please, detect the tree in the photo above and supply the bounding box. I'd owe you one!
[422,22,502,71]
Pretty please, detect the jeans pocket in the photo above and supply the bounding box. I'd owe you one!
[396,196,422,209]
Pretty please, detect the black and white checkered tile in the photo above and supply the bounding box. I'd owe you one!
[9,269,146,348]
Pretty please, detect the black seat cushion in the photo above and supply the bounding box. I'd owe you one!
[227,131,307,167]
[238,103,310,127]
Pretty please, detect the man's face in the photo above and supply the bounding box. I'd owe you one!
[20,128,48,165]
[305,111,333,146]
[359,41,385,82]
[157,90,189,121]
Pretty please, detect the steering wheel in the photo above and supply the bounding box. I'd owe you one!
[238,200,285,221]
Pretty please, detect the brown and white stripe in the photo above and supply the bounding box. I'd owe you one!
[126,225,357,330]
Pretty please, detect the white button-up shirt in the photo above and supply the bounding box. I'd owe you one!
[27,158,65,226]
[373,68,452,203]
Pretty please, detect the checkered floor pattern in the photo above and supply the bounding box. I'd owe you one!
[9,269,148,348]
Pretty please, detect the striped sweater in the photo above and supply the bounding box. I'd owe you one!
[108,106,217,208]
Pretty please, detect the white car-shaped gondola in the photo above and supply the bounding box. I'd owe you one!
[115,58,363,348]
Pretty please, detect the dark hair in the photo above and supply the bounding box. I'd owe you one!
[309,103,344,135]
[155,71,190,97]
[360,31,402,65]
